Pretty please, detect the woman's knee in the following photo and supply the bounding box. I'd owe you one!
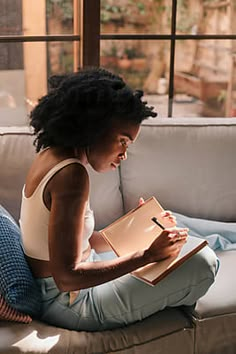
[183,246,219,303]
[194,246,219,280]
[177,246,219,305]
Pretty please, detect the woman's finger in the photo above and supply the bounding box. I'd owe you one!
[161,210,172,217]
[138,197,145,206]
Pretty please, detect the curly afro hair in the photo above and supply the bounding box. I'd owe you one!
[30,68,157,152]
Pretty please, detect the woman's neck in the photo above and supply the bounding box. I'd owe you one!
[74,146,88,165]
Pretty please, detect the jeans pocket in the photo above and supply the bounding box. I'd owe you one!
[37,277,60,302]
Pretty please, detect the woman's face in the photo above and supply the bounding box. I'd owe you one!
[88,120,141,172]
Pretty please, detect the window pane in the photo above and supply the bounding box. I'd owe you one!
[176,0,231,35]
[173,39,235,118]
[0,0,75,36]
[100,39,170,117]
[0,43,23,70]
[47,41,75,76]
[0,69,27,126]
[0,41,77,126]
[46,0,74,35]
[101,0,171,34]
[0,0,75,35]
[0,0,23,35]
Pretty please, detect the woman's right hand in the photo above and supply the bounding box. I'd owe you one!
[147,227,189,262]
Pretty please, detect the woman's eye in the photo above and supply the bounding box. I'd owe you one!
[120,139,128,147]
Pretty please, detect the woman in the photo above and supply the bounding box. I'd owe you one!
[20,68,218,331]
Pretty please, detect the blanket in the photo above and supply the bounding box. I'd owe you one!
[174,212,236,251]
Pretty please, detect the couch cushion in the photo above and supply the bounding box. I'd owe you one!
[189,250,236,354]
[86,165,124,230]
[193,250,236,318]
[120,118,236,222]
[0,308,194,354]
[0,127,35,222]
[0,205,41,317]
[0,295,32,324]
[194,314,236,354]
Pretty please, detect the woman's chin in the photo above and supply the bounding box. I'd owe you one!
[101,164,117,173]
[110,163,117,171]
[90,162,117,173]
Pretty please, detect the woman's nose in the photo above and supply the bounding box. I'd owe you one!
[120,151,127,160]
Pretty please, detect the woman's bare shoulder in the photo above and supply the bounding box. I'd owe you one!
[47,161,89,196]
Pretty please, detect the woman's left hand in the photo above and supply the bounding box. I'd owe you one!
[138,197,145,206]
[138,197,177,226]
[160,210,177,226]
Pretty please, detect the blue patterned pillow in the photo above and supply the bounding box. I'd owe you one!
[0,205,41,317]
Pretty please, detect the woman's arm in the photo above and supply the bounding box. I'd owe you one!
[55,228,187,292]
[47,164,187,292]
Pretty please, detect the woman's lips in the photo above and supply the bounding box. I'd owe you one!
[111,162,119,169]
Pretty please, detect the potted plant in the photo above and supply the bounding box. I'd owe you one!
[118,47,146,71]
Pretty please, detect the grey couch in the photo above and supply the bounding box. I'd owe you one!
[0,118,236,354]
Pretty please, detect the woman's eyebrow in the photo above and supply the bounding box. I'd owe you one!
[120,133,133,141]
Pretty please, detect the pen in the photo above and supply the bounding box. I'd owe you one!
[151,217,165,230]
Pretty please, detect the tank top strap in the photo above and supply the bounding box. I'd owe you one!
[31,158,82,198]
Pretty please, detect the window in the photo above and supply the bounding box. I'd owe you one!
[100,0,236,118]
[0,0,235,126]
[0,0,98,126]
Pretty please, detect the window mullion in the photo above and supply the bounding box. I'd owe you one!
[79,0,100,69]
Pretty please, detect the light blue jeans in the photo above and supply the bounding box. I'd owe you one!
[36,237,219,331]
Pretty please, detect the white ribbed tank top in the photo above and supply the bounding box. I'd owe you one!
[20,158,94,261]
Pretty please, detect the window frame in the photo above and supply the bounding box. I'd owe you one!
[99,0,236,117]
[0,0,100,69]
[0,0,236,117]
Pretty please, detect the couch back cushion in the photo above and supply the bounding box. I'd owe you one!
[0,127,123,229]
[120,118,236,222]
[86,166,124,230]
[0,127,35,222]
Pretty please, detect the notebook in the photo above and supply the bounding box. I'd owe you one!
[100,196,208,286]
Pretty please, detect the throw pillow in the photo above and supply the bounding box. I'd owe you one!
[0,294,32,323]
[0,205,41,317]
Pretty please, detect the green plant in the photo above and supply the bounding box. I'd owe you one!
[129,1,146,15]
[46,0,73,20]
[101,2,126,23]
[101,0,147,24]
[123,47,145,59]
[176,0,198,33]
